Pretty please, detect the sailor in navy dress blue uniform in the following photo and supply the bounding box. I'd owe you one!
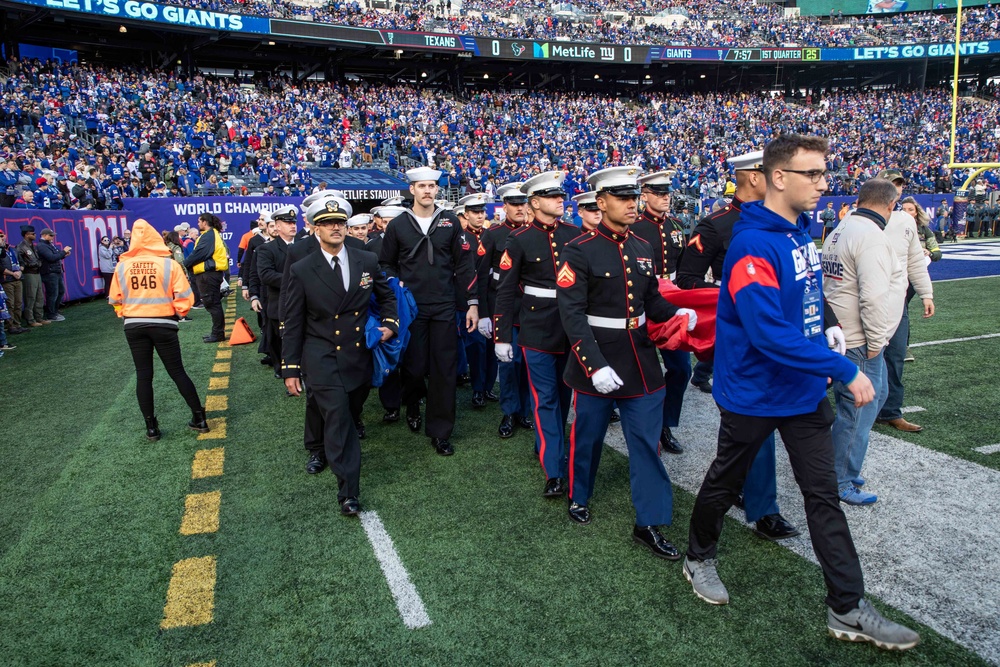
[557,166,697,559]
[495,172,580,498]
[455,193,498,408]
[674,150,800,542]
[478,182,533,438]
[379,167,479,457]
[632,170,690,455]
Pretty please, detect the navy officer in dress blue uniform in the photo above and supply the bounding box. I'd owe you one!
[632,170,690,454]
[282,194,399,515]
[675,150,800,541]
[379,167,479,456]
[495,171,580,497]
[478,182,533,438]
[557,166,697,559]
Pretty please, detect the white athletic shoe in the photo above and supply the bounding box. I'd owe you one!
[828,599,921,651]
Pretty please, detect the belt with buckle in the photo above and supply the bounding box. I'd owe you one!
[587,313,647,330]
[491,270,500,281]
[523,285,557,299]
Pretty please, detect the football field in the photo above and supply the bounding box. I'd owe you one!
[1,265,998,666]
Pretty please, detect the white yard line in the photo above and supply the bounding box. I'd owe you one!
[909,332,1000,348]
[900,406,926,414]
[600,389,1000,666]
[359,511,432,630]
[973,444,1000,455]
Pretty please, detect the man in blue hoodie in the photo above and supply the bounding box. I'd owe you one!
[683,135,920,651]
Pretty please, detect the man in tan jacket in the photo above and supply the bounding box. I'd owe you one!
[823,178,908,506]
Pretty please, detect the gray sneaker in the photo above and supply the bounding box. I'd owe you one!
[828,599,921,651]
[51,314,66,322]
[683,557,729,605]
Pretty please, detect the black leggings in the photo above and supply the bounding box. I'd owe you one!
[101,272,113,299]
[125,326,203,419]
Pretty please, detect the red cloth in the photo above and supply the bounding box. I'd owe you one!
[647,279,719,361]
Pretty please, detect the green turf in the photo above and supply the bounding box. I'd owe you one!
[0,295,990,666]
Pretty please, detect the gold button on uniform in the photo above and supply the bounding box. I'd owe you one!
[336,345,341,351]
[335,330,340,335]
[605,272,610,277]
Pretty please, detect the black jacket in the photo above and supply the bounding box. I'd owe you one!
[279,233,365,321]
[557,223,679,398]
[240,233,267,287]
[379,208,477,318]
[253,238,293,320]
[631,211,686,277]
[675,197,743,290]
[477,221,521,321]
[37,239,69,275]
[281,246,398,392]
[495,220,580,354]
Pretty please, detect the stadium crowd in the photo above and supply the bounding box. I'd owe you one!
[2,57,997,211]
[151,0,1000,49]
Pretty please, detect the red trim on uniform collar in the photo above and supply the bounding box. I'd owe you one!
[597,222,628,241]
[641,209,666,224]
[533,219,558,232]
[731,196,745,211]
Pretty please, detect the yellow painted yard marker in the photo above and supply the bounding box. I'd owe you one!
[205,395,228,413]
[208,376,229,390]
[180,491,222,535]
[197,417,227,440]
[192,448,225,479]
[161,556,217,629]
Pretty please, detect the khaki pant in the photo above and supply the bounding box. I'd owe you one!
[3,280,23,330]
[21,273,44,324]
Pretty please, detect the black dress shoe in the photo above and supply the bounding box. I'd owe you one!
[691,379,713,394]
[659,427,684,455]
[431,438,454,456]
[632,525,681,560]
[306,454,327,474]
[383,409,400,422]
[406,407,422,433]
[144,416,161,442]
[260,356,273,365]
[340,497,360,516]
[609,409,621,423]
[543,477,567,498]
[457,373,470,386]
[498,414,515,439]
[517,415,534,430]
[484,390,499,402]
[471,391,486,408]
[734,493,745,510]
[273,370,281,379]
[203,335,222,343]
[753,513,800,541]
[355,419,366,440]
[568,501,591,525]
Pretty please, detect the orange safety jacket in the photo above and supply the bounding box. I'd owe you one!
[108,219,194,327]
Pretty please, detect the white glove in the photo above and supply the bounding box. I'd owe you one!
[826,325,846,355]
[478,317,493,338]
[592,366,624,394]
[675,308,697,332]
[495,342,513,363]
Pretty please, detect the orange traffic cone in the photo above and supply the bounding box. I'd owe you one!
[228,317,257,345]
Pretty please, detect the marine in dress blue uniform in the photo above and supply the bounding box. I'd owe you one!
[557,167,696,559]
[456,193,498,408]
[632,170,690,455]
[674,150,800,541]
[478,182,533,438]
[495,172,580,497]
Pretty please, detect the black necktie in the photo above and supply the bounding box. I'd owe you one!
[331,255,345,294]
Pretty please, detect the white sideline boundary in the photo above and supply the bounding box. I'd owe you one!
[360,511,432,630]
[599,389,1000,665]
[909,333,1000,348]
[974,444,1000,455]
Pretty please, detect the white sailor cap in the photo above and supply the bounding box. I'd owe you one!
[347,213,372,228]
[638,170,675,193]
[304,196,353,226]
[521,171,567,198]
[380,195,406,207]
[434,199,455,211]
[497,182,528,204]
[457,193,490,210]
[587,166,643,196]
[271,204,298,222]
[454,205,466,217]
[406,167,442,184]
[370,206,384,218]
[379,205,408,221]
[301,189,347,215]
[727,150,764,171]
[572,191,599,210]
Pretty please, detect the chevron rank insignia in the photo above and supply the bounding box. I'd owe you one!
[499,250,512,270]
[688,233,704,253]
[556,262,576,288]
[477,241,486,256]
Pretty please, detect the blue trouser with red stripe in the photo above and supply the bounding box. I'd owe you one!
[660,348,691,429]
[523,348,571,479]
[570,388,673,526]
[499,326,530,418]
[743,433,780,523]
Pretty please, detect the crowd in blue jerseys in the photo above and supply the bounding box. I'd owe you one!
[162,0,999,49]
[3,57,999,210]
